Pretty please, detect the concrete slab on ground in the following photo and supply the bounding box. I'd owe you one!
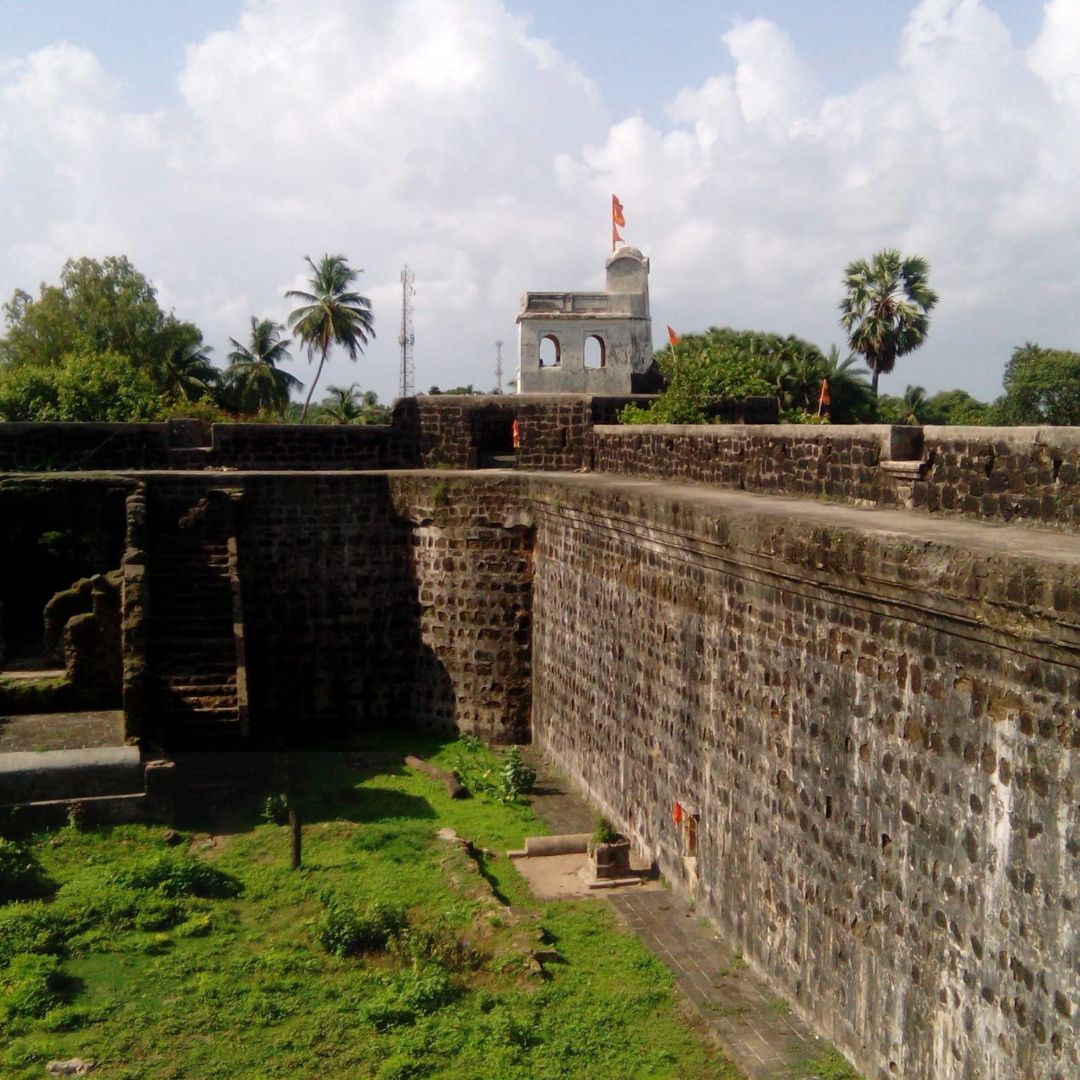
[0,743,141,804]
[511,849,662,900]
[0,710,126,752]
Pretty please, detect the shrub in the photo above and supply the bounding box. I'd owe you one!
[362,967,456,1031]
[0,839,53,903]
[501,747,536,799]
[0,954,64,1019]
[115,853,243,899]
[389,919,480,972]
[593,818,621,844]
[262,793,290,826]
[0,902,66,964]
[313,899,407,957]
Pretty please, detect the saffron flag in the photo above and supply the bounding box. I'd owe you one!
[667,325,681,347]
[673,801,684,825]
[611,194,626,250]
[819,378,831,410]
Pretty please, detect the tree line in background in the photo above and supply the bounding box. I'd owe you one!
[0,254,386,425]
[624,248,1080,426]
[1,251,1078,426]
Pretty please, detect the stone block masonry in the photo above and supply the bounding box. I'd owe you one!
[525,474,1079,1080]
[154,473,534,747]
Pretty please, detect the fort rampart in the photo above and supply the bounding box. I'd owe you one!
[3,400,1080,530]
[2,403,1078,1079]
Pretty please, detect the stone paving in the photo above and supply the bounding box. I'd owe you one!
[0,710,126,752]
[523,748,845,1080]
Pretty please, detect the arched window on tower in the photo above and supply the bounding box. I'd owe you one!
[539,335,561,367]
[584,334,606,369]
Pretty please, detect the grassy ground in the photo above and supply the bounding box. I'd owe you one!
[0,738,737,1079]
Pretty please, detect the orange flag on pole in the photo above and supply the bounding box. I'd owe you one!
[611,194,625,250]
[667,325,681,347]
[818,378,831,415]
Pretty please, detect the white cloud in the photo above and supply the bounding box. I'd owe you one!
[1,0,1079,402]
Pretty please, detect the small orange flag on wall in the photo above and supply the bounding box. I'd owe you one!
[667,325,681,347]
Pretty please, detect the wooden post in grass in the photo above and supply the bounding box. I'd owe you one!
[289,808,302,869]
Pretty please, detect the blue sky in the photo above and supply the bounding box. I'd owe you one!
[1,1,1078,403]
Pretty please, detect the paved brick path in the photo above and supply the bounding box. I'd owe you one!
[524,748,843,1080]
[610,889,824,1080]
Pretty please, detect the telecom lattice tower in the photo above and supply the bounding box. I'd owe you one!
[398,265,415,399]
[494,339,503,394]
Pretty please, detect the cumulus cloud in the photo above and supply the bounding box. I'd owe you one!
[0,0,1078,401]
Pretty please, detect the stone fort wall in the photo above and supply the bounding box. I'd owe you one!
[3,415,1080,1078]
[523,474,1079,1080]
[3,403,1080,530]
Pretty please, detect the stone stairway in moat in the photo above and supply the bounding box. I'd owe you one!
[146,489,247,752]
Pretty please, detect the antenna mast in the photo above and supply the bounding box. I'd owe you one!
[398,265,415,399]
[494,339,503,394]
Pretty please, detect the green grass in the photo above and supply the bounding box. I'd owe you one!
[793,1047,864,1079]
[0,738,737,1079]
[0,674,76,715]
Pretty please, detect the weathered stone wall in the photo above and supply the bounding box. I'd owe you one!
[0,422,173,471]
[591,423,923,505]
[156,473,534,746]
[0,476,130,662]
[919,426,1080,529]
[207,423,417,470]
[526,474,1080,1080]
[404,394,598,470]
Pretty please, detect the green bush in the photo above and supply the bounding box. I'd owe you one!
[0,840,53,904]
[262,793,290,826]
[389,919,480,972]
[501,747,535,799]
[0,902,66,964]
[0,954,64,1019]
[361,967,456,1031]
[313,899,407,957]
[114,853,243,899]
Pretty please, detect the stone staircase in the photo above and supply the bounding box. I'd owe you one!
[146,488,247,751]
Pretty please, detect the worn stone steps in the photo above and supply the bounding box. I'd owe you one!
[146,494,244,750]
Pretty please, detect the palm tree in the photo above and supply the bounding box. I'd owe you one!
[839,249,938,397]
[286,255,374,422]
[224,317,302,417]
[895,384,930,425]
[820,345,875,422]
[162,339,218,403]
[320,383,363,424]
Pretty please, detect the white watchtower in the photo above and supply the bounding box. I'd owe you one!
[516,246,653,393]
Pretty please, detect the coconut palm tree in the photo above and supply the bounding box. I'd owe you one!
[839,249,938,397]
[286,255,374,422]
[224,317,302,417]
[162,338,218,403]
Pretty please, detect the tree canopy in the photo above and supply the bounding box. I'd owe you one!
[223,318,301,417]
[0,256,211,421]
[839,249,938,397]
[619,327,873,425]
[989,343,1080,426]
